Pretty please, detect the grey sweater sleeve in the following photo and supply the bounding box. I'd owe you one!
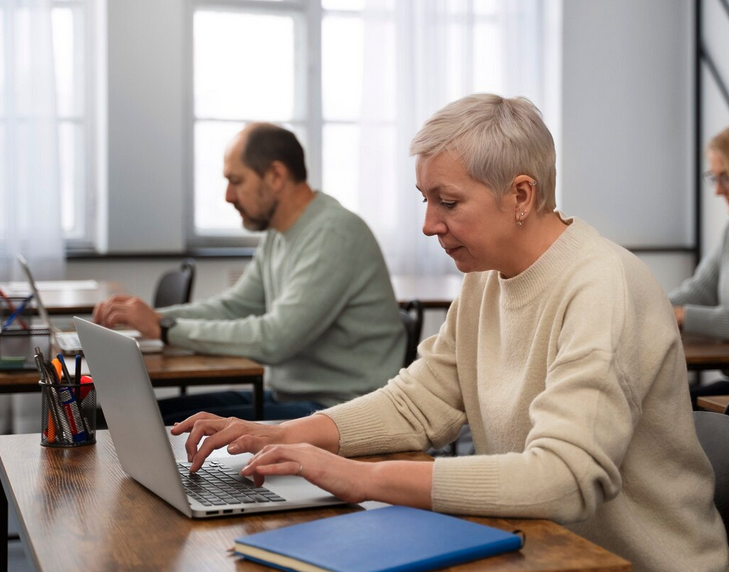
[159,251,266,321]
[669,225,729,339]
[163,225,370,363]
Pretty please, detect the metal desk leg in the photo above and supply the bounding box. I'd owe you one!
[253,375,264,421]
[1,486,8,572]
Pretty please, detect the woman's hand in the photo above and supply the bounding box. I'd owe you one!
[170,412,341,472]
[242,443,374,504]
[171,412,288,471]
[243,444,435,509]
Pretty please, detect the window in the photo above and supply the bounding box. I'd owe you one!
[0,0,97,253]
[190,0,541,251]
[52,0,96,248]
[192,1,308,244]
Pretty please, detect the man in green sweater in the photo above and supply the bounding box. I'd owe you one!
[93,123,406,421]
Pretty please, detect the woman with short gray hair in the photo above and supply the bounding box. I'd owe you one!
[174,94,729,572]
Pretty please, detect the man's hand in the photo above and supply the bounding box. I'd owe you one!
[93,295,163,339]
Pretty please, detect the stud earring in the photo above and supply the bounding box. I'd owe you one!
[529,180,537,187]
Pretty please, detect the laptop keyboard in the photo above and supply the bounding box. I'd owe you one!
[56,331,83,354]
[177,460,287,507]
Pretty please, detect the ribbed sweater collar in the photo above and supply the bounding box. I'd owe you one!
[275,191,328,242]
[498,215,595,309]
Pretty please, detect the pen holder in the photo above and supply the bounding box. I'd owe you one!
[39,379,96,448]
[0,328,52,370]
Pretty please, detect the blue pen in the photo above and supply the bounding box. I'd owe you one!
[74,354,82,401]
[0,288,28,330]
[2,293,33,329]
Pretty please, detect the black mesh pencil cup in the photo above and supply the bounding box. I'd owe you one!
[39,378,96,447]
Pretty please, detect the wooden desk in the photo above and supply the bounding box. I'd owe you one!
[391,274,463,309]
[0,431,630,572]
[696,395,729,413]
[0,350,265,419]
[682,334,729,371]
[0,280,125,315]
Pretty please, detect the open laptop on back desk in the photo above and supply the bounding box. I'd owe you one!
[17,254,162,355]
[74,317,345,518]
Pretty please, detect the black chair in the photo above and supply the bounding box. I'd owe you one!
[693,411,729,532]
[153,258,196,308]
[399,299,424,368]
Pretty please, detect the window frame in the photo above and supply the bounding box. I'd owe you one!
[54,0,99,252]
[186,0,322,248]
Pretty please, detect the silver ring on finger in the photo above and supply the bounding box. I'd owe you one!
[297,462,304,477]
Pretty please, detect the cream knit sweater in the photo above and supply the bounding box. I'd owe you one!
[324,217,729,572]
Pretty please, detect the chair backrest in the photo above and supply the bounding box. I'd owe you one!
[399,299,424,368]
[694,410,729,533]
[153,258,196,308]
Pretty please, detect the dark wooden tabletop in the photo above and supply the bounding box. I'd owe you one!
[0,431,630,572]
[0,349,264,393]
[0,280,126,315]
[682,334,729,370]
[697,395,729,413]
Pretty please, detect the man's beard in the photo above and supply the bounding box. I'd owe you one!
[240,182,278,231]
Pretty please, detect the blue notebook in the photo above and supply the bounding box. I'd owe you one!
[234,505,524,572]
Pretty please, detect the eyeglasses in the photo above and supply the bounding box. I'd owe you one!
[703,171,729,188]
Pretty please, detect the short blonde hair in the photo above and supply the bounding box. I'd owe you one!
[708,126,729,169]
[410,94,556,213]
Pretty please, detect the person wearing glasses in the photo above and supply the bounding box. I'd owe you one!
[173,95,728,572]
[669,126,729,406]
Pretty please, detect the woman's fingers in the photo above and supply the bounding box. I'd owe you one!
[241,444,368,504]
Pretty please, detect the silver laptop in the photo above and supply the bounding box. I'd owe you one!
[74,317,346,518]
[17,254,162,355]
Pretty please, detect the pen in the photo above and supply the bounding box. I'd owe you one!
[57,354,72,384]
[1,293,32,330]
[46,359,60,383]
[34,347,47,384]
[53,369,87,443]
[74,354,81,386]
[35,347,59,444]
[0,288,28,330]
[44,359,69,442]
[59,353,90,437]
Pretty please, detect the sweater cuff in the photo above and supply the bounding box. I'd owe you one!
[431,455,501,515]
[320,393,411,458]
[166,319,191,347]
[683,305,729,340]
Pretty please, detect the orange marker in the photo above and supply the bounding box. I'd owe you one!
[45,410,56,443]
[51,359,63,381]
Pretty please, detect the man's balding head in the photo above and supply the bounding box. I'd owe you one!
[229,123,307,183]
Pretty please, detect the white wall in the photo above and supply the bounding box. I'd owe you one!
[105,0,187,253]
[561,0,693,247]
[67,257,245,306]
[83,0,702,296]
